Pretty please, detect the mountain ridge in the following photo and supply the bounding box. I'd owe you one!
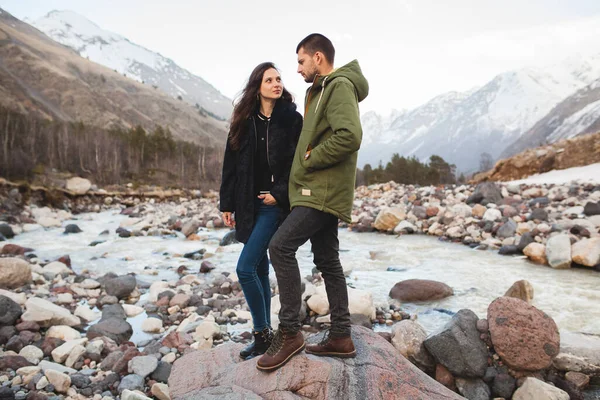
[360,53,600,173]
[501,76,600,158]
[33,10,233,120]
[0,8,227,146]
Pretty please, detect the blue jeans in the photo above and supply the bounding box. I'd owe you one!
[236,200,281,332]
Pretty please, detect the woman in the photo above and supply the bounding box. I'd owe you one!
[220,62,302,359]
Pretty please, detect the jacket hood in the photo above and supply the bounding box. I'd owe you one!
[326,60,369,102]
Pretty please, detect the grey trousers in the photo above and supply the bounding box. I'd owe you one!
[268,206,351,336]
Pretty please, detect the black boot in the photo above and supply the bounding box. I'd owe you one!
[239,340,256,359]
[245,327,273,360]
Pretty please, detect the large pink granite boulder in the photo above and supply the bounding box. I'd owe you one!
[488,297,560,371]
[169,326,462,400]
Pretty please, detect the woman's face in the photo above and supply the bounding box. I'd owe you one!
[259,68,283,101]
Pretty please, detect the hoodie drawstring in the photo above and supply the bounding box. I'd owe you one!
[315,76,328,113]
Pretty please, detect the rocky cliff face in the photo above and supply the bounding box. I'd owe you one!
[474,131,600,183]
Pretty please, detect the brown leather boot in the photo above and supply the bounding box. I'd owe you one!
[256,328,305,372]
[305,330,356,358]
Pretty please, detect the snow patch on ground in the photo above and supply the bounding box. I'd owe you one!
[506,163,600,185]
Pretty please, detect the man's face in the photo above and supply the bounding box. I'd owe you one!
[297,48,318,83]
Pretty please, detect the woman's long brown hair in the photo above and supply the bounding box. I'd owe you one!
[228,62,294,150]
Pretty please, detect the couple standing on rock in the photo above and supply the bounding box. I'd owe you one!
[219,33,369,372]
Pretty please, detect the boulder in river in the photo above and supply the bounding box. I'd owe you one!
[545,234,572,269]
[583,201,600,216]
[307,285,375,320]
[200,261,216,273]
[498,245,520,255]
[104,275,137,299]
[394,220,417,234]
[181,219,201,237]
[497,220,517,238]
[391,320,435,371]
[169,326,462,400]
[455,378,491,400]
[512,377,569,400]
[63,224,82,234]
[87,318,133,344]
[373,207,406,231]
[21,297,80,327]
[220,230,238,246]
[0,295,23,326]
[488,297,560,371]
[389,279,453,302]
[571,237,600,267]
[0,257,32,289]
[424,309,488,378]
[1,244,33,256]
[516,232,535,253]
[523,243,547,265]
[504,280,534,303]
[0,223,15,239]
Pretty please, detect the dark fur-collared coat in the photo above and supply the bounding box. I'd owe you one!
[219,100,302,243]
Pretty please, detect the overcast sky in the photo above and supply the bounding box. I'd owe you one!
[3,0,600,114]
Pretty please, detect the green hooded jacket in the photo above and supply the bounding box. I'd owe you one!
[289,60,369,222]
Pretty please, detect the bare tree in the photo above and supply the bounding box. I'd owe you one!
[479,152,494,172]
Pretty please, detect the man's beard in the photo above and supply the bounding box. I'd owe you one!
[304,70,317,83]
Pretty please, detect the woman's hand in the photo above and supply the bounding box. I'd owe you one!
[222,212,235,227]
[258,193,277,205]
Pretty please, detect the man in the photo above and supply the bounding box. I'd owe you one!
[257,33,368,372]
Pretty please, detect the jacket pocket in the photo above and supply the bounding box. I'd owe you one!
[296,129,314,169]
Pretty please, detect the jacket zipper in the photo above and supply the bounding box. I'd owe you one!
[304,74,320,115]
[266,119,273,182]
[315,76,328,112]
[252,116,257,150]
[252,116,274,183]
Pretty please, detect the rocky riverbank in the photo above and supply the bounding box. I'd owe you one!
[3,175,600,272]
[1,252,598,399]
[169,295,600,400]
[1,176,599,399]
[350,180,600,271]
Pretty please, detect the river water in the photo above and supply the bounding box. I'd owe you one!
[9,209,600,338]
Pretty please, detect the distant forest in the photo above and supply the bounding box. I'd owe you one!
[0,105,466,189]
[0,106,223,188]
[356,154,463,186]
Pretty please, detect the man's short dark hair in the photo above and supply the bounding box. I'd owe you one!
[296,33,335,64]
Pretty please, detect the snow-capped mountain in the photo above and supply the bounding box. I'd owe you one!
[501,76,600,158]
[0,8,226,145]
[361,109,407,146]
[359,54,600,173]
[33,10,232,120]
